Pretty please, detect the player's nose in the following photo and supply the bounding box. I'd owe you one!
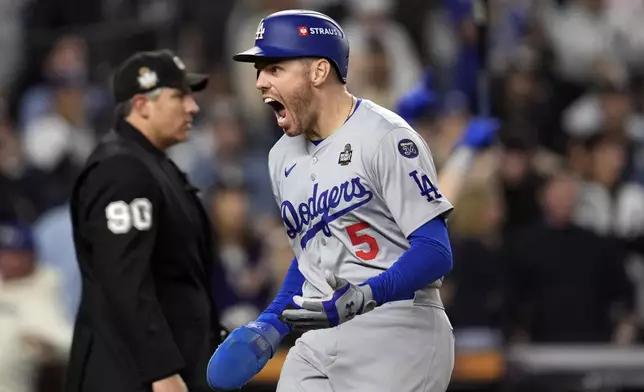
[255,69,270,91]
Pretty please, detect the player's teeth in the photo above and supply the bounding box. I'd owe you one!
[264,97,275,103]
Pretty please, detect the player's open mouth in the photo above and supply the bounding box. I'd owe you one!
[264,97,288,127]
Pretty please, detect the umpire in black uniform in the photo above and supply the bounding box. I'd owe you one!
[66,49,226,392]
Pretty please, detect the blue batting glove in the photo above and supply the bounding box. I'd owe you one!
[458,116,500,149]
[206,313,287,390]
[396,70,437,123]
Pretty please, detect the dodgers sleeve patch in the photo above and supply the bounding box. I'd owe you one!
[398,139,419,159]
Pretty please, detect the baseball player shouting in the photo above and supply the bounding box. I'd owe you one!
[207,10,455,392]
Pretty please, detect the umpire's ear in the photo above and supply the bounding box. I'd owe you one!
[130,93,153,119]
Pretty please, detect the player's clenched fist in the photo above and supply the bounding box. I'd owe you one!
[281,270,377,330]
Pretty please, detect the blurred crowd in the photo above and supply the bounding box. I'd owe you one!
[2,0,644,391]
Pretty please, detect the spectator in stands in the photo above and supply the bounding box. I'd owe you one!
[17,35,109,133]
[0,0,25,94]
[574,135,644,239]
[506,172,636,344]
[444,184,506,331]
[0,221,72,392]
[208,181,274,330]
[542,0,619,86]
[0,112,38,222]
[348,34,396,109]
[170,101,275,219]
[343,0,423,106]
[20,77,96,213]
[571,134,644,336]
[493,60,564,154]
[498,133,545,238]
[32,203,80,322]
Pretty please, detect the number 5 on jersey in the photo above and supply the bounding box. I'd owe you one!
[346,222,379,261]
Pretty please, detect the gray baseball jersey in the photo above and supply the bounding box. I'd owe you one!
[268,99,454,299]
[269,99,455,392]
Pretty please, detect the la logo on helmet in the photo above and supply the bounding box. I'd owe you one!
[255,20,265,40]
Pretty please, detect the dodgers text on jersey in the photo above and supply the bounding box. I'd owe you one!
[281,177,373,249]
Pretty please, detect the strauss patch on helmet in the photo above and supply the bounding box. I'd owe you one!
[309,27,341,36]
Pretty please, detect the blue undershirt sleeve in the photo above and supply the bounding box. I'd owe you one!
[257,257,305,338]
[364,217,452,305]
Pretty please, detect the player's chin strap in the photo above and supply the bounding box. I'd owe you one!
[280,270,377,331]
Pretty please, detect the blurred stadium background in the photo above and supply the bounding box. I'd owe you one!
[3,0,644,391]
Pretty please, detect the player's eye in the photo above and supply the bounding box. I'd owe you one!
[256,65,280,80]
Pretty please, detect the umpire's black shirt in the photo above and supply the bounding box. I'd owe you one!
[66,118,222,392]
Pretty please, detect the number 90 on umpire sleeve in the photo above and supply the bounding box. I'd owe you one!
[105,198,153,234]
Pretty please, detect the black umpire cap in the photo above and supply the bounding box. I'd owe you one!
[112,49,209,103]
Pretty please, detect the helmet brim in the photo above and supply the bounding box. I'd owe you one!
[233,45,313,63]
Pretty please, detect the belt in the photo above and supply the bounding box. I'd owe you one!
[412,286,444,308]
[388,286,444,308]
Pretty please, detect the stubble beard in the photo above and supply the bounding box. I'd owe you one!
[290,83,317,138]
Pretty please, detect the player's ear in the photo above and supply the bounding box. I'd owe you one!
[310,59,331,87]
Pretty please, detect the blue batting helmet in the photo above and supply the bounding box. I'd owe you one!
[233,10,350,83]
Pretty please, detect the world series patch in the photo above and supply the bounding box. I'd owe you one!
[338,143,353,165]
[398,139,419,159]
